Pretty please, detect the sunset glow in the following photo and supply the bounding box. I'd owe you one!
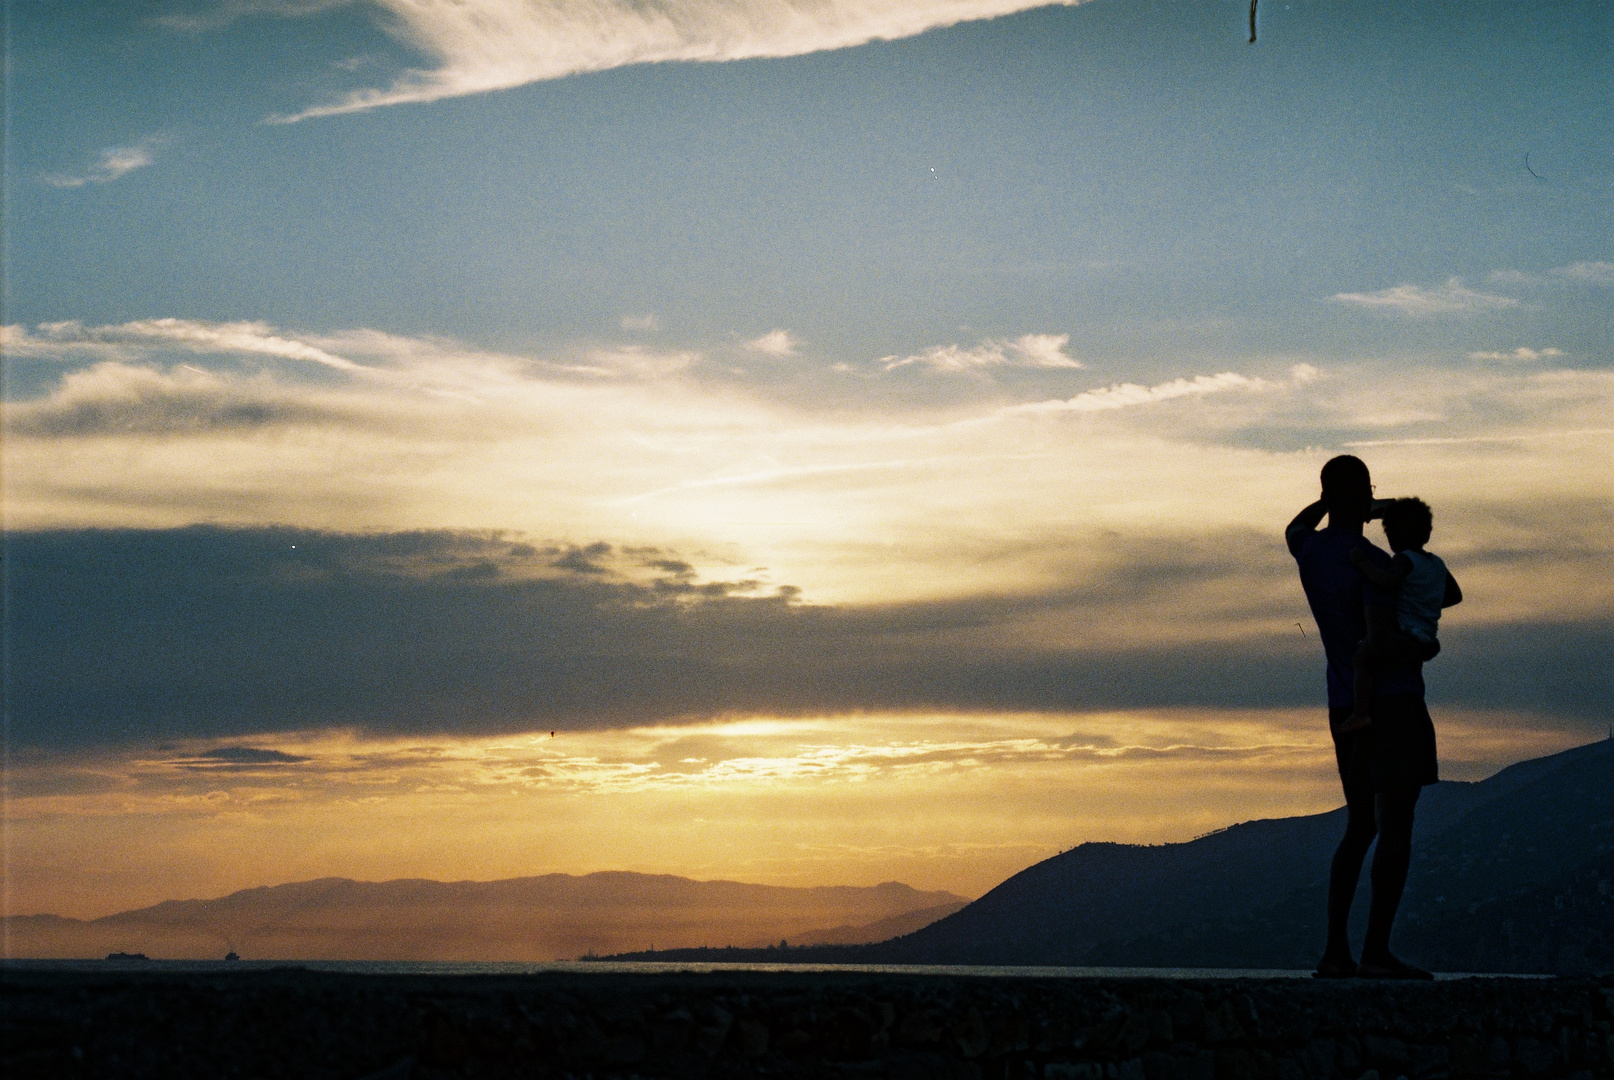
[4,0,1609,934]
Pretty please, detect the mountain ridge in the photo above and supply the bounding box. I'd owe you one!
[604,737,1613,973]
[4,871,966,961]
[860,736,1614,972]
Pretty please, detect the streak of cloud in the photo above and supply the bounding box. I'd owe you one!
[1333,278,1520,316]
[6,319,362,371]
[155,0,356,32]
[883,333,1080,372]
[1007,371,1259,414]
[268,0,1087,122]
[41,138,166,188]
[1551,261,1614,286]
[1467,347,1564,362]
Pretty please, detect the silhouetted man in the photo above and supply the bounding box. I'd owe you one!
[1287,455,1459,979]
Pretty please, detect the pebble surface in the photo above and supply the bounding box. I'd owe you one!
[3,969,1612,1080]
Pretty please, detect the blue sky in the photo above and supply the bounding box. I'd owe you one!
[3,0,1611,914]
[9,0,1609,369]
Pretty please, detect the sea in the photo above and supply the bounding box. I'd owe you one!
[0,959,1522,980]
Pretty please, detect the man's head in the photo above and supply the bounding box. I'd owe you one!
[1319,455,1373,524]
[1383,497,1433,553]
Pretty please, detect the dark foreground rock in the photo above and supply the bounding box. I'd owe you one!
[3,969,1612,1080]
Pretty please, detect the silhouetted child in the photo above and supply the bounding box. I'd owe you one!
[1338,498,1450,733]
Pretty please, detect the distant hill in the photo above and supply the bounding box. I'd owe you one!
[2,873,965,962]
[603,738,1614,974]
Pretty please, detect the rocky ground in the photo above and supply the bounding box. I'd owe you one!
[2,968,1611,1080]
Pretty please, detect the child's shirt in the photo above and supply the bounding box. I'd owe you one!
[1395,549,1447,642]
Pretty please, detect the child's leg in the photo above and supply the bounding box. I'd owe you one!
[1339,640,1375,732]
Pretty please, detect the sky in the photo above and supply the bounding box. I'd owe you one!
[3,0,1611,921]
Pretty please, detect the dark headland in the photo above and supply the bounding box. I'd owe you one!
[4,967,1613,1079]
[601,739,1613,974]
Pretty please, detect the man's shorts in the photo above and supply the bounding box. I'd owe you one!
[1331,693,1439,793]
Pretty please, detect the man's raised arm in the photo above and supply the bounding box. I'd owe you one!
[1286,499,1328,557]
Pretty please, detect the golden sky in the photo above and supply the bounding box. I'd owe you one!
[5,0,1612,922]
[7,709,1592,919]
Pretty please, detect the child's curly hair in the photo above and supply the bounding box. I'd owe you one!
[1384,497,1433,549]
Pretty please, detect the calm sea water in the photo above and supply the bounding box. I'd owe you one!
[2,959,1541,980]
[0,959,1320,979]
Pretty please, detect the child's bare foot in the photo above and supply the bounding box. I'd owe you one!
[1334,711,1372,734]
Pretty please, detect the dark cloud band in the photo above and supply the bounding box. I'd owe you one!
[5,527,1608,749]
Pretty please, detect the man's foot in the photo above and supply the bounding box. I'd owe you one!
[1356,955,1433,980]
[1312,953,1357,979]
[1333,712,1372,734]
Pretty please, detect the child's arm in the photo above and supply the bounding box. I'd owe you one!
[1350,547,1407,589]
[1442,571,1463,608]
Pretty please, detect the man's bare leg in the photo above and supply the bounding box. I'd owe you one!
[1358,787,1433,979]
[1317,782,1376,976]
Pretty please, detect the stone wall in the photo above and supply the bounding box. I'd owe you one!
[3,969,1611,1080]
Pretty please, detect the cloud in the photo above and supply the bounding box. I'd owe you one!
[620,313,660,332]
[160,746,314,771]
[154,0,356,32]
[7,319,362,371]
[581,344,701,378]
[6,525,1609,750]
[1467,347,1564,362]
[1550,261,1614,286]
[1333,278,1519,316]
[744,329,799,357]
[41,137,166,188]
[1008,371,1259,415]
[4,362,347,437]
[9,316,1614,631]
[883,333,1081,372]
[270,0,1086,122]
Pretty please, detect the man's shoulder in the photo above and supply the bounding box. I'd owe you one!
[1297,528,1380,564]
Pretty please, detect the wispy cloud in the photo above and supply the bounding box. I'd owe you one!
[1551,261,1614,286]
[620,313,660,332]
[744,329,799,357]
[1333,277,1519,316]
[1486,262,1614,288]
[883,333,1080,372]
[154,0,356,32]
[1467,347,1564,362]
[4,362,348,437]
[41,137,167,188]
[270,0,1086,122]
[19,318,364,370]
[1008,371,1260,414]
